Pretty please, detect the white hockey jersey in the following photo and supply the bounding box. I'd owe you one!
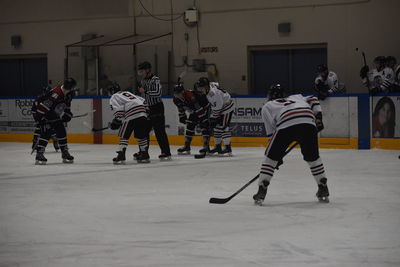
[207,82,234,118]
[262,94,322,137]
[109,91,147,120]
[314,71,342,93]
[363,67,394,92]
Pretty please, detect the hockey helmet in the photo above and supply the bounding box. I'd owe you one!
[173,83,185,95]
[386,56,397,68]
[268,83,284,101]
[317,64,328,73]
[138,61,152,70]
[195,77,210,94]
[63,78,77,90]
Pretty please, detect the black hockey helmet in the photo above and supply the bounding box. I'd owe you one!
[386,56,397,68]
[268,84,284,101]
[374,56,386,64]
[138,61,152,70]
[63,78,77,90]
[173,83,185,95]
[317,64,328,73]
[196,77,210,88]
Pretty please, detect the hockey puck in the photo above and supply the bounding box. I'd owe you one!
[398,155,400,159]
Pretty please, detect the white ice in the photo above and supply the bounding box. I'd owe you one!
[0,142,399,267]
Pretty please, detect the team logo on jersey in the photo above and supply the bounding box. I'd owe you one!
[51,93,59,99]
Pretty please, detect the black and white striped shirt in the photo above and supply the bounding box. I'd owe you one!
[140,74,162,106]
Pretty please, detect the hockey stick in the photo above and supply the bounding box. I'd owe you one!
[356,48,370,90]
[92,126,109,132]
[72,109,96,118]
[209,141,298,204]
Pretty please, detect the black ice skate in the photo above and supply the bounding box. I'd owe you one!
[194,146,210,159]
[253,180,270,206]
[316,178,330,203]
[177,145,191,155]
[220,144,232,156]
[209,144,222,155]
[136,151,150,163]
[113,148,126,164]
[61,149,74,163]
[158,153,172,161]
[35,152,47,165]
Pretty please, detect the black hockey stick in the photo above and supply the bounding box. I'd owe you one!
[72,109,96,118]
[209,141,298,204]
[92,126,109,132]
[356,48,370,90]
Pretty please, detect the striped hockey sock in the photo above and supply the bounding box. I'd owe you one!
[259,157,278,185]
[307,157,327,184]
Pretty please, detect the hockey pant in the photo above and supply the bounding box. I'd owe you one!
[118,116,150,152]
[36,120,68,153]
[213,111,233,146]
[183,113,211,147]
[33,123,58,149]
[147,102,171,155]
[259,123,327,186]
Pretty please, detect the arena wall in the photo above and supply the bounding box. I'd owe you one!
[1,94,399,150]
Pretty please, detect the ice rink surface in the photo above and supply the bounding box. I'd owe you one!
[0,142,399,267]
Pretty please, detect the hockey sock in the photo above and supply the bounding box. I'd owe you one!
[307,157,326,184]
[184,136,193,147]
[202,135,210,147]
[119,138,128,151]
[214,127,223,145]
[259,157,278,185]
[57,136,68,150]
[37,137,49,153]
[222,128,231,146]
[138,138,148,152]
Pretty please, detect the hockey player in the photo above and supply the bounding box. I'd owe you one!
[253,84,329,205]
[195,77,234,156]
[173,82,211,155]
[360,56,395,94]
[314,64,345,100]
[385,56,400,91]
[109,90,150,164]
[32,85,60,152]
[33,78,76,164]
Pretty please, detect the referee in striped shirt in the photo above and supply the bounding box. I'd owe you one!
[137,61,171,160]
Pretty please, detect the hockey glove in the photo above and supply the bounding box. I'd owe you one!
[315,112,324,132]
[110,118,122,130]
[209,117,220,128]
[359,66,369,79]
[62,109,73,122]
[179,114,187,124]
[199,118,210,129]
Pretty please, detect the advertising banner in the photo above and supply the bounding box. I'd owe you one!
[371,96,400,138]
[0,99,36,133]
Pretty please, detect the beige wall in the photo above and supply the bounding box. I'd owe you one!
[1,0,399,94]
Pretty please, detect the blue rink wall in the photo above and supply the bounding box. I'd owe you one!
[0,93,399,150]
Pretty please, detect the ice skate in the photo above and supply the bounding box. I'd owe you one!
[113,148,126,165]
[136,151,150,163]
[35,152,47,165]
[158,153,172,161]
[220,144,232,156]
[61,149,74,163]
[209,144,222,155]
[316,178,330,203]
[253,180,269,206]
[194,146,210,159]
[177,145,191,155]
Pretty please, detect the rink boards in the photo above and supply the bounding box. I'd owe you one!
[0,94,399,150]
